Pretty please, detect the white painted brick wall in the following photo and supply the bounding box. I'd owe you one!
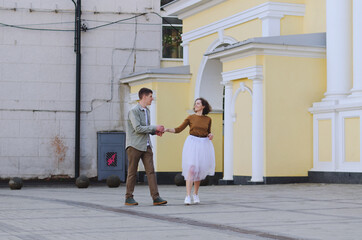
[0,157,20,177]
[0,45,23,63]
[0,27,4,44]
[40,64,75,83]
[0,81,22,100]
[0,0,162,179]
[0,120,20,138]
[60,83,76,101]
[3,138,39,157]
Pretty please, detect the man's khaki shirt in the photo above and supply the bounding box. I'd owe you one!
[126,103,156,151]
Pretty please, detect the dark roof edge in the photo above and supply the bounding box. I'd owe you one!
[120,65,190,80]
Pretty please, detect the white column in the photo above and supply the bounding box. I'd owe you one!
[260,14,283,37]
[150,95,157,170]
[223,81,234,180]
[324,0,352,101]
[182,42,189,65]
[350,0,362,97]
[250,78,264,182]
[218,29,224,42]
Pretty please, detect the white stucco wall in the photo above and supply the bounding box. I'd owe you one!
[0,0,162,179]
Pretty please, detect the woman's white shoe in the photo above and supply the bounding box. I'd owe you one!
[184,195,191,205]
[193,194,200,204]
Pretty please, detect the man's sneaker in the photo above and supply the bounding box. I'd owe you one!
[193,194,200,204]
[125,197,138,206]
[184,195,191,205]
[153,196,167,205]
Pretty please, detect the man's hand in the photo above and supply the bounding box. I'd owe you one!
[156,125,165,136]
[156,125,164,132]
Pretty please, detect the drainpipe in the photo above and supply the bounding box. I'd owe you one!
[72,0,82,178]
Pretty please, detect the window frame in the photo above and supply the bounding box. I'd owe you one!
[161,16,183,60]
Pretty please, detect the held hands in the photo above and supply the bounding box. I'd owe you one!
[155,126,212,139]
[155,126,175,136]
[155,125,165,136]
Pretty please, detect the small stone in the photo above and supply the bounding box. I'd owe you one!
[75,175,89,188]
[106,175,121,188]
[9,177,23,190]
[174,173,185,186]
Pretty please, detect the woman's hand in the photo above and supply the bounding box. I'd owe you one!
[165,128,175,133]
[208,133,214,140]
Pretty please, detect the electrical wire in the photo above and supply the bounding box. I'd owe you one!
[120,17,138,74]
[0,13,146,31]
[149,11,182,34]
[82,19,161,26]
[17,21,75,26]
[0,22,74,31]
[86,13,146,30]
[0,11,181,33]
[0,10,182,115]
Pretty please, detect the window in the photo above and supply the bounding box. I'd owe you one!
[162,17,183,59]
[161,0,183,59]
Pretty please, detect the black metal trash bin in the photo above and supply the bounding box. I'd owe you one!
[97,132,126,181]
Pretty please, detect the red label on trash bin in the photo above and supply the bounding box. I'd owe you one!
[106,152,117,167]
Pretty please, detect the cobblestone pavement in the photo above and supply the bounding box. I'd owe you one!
[1,183,362,240]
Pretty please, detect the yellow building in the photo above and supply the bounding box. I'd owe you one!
[120,0,362,184]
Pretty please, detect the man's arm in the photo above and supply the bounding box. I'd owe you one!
[129,109,157,134]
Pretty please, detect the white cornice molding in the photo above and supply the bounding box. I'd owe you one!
[120,73,191,87]
[309,99,362,114]
[162,0,226,19]
[208,43,326,62]
[222,65,263,82]
[181,2,305,43]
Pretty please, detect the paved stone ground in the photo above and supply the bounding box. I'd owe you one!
[1,183,362,240]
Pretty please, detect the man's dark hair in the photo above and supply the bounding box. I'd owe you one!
[138,88,153,99]
[194,97,212,115]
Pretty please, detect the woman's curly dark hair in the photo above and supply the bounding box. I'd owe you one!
[194,97,212,115]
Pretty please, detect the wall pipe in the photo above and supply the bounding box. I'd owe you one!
[73,0,81,178]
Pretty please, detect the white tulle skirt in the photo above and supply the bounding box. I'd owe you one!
[182,135,215,181]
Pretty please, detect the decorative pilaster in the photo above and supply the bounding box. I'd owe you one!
[324,0,352,101]
[149,95,157,170]
[222,81,234,181]
[259,14,283,37]
[218,29,224,42]
[250,78,264,182]
[182,42,189,66]
[350,0,362,97]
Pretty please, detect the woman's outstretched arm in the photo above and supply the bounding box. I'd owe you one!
[165,117,190,134]
[165,128,175,133]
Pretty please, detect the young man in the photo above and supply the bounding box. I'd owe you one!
[124,88,167,206]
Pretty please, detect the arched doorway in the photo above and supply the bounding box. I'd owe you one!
[195,38,236,106]
[198,59,224,110]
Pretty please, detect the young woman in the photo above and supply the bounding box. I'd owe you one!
[165,98,215,205]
